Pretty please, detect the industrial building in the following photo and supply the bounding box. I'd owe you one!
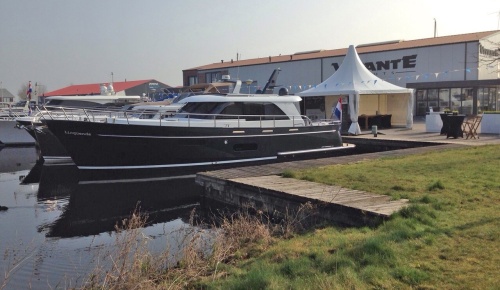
[183,30,500,117]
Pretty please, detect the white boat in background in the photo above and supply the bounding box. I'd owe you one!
[0,102,34,146]
[16,93,143,163]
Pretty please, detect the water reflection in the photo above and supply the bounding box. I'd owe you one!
[21,163,202,238]
[0,146,37,172]
[1,152,207,289]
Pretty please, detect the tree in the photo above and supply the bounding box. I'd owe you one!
[479,39,500,65]
[17,83,29,101]
[16,82,46,101]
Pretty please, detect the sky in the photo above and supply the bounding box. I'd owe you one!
[1,0,499,96]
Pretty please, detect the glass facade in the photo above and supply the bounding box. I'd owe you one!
[415,86,499,116]
[450,88,462,113]
[427,89,438,112]
[416,90,427,115]
[478,88,498,113]
[438,89,450,109]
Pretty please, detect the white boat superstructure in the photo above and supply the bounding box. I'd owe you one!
[0,102,33,145]
[105,94,310,128]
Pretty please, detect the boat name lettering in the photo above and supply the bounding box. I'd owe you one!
[65,130,91,136]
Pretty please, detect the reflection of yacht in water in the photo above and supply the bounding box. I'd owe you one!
[36,164,80,199]
[32,164,202,238]
[19,161,43,184]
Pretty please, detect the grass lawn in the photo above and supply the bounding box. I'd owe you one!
[203,144,500,289]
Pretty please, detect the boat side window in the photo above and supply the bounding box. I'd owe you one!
[262,103,288,120]
[177,102,220,119]
[44,100,109,109]
[217,102,243,119]
[242,103,264,121]
[133,109,157,119]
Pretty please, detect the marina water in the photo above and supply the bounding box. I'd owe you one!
[0,147,206,289]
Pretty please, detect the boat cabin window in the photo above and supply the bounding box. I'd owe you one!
[218,103,244,119]
[177,102,220,119]
[264,103,289,120]
[130,109,159,119]
[177,101,288,120]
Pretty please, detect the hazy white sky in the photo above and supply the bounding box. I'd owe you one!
[1,0,499,94]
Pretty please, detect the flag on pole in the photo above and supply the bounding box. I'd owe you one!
[27,81,32,100]
[333,97,342,121]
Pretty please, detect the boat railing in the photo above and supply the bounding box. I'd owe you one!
[0,109,29,120]
[155,111,319,128]
[37,105,129,122]
[37,106,340,129]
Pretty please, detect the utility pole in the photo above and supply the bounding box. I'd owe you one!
[434,18,437,37]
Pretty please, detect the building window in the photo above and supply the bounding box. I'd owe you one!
[489,88,497,112]
[450,88,462,113]
[438,89,450,111]
[188,76,198,86]
[427,89,438,112]
[416,90,427,115]
[478,87,498,113]
[462,88,474,115]
[205,72,221,83]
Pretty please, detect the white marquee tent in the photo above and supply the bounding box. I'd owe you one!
[298,45,414,135]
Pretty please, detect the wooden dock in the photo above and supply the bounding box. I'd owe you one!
[231,175,409,216]
[197,170,409,226]
[194,145,463,226]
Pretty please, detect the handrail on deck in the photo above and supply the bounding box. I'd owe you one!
[36,106,339,129]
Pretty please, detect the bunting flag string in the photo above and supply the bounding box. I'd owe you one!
[285,66,487,93]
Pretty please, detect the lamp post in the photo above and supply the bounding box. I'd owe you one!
[245,79,253,94]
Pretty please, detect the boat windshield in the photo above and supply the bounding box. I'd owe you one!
[171,92,196,104]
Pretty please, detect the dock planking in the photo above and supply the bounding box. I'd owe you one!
[231,175,408,218]
[196,144,470,225]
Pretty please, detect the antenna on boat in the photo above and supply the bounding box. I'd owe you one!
[259,68,281,94]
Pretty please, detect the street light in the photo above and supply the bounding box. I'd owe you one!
[245,79,253,94]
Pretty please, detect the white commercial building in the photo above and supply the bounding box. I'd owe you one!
[183,30,500,118]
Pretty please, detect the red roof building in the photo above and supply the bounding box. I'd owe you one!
[44,79,175,99]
